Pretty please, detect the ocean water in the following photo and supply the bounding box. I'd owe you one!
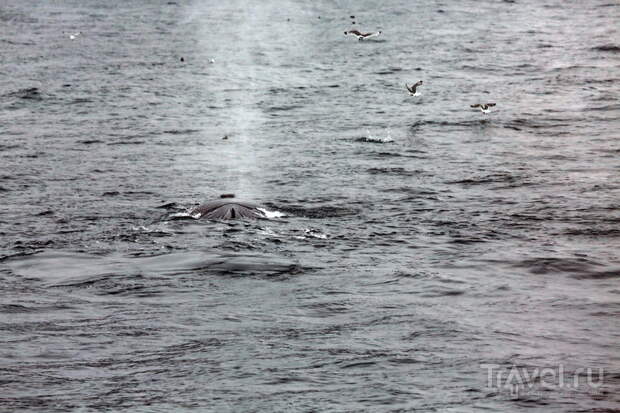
[1,0,619,411]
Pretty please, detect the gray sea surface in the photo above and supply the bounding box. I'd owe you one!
[1,0,619,411]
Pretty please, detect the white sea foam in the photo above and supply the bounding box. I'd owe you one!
[258,208,285,219]
[364,128,394,143]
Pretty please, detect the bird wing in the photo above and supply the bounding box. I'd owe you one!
[405,84,413,93]
[471,104,480,108]
[347,30,362,36]
[363,31,380,38]
[414,80,423,87]
[487,103,496,107]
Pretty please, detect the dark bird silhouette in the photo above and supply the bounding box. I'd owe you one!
[470,103,496,113]
[344,29,382,40]
[406,80,423,96]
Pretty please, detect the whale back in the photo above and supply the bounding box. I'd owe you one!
[193,200,265,220]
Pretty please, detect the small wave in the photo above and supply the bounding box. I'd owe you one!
[0,10,37,23]
[510,257,604,275]
[36,210,54,216]
[357,129,394,143]
[419,288,466,297]
[293,228,328,240]
[588,104,620,111]
[367,167,421,176]
[505,118,573,131]
[107,140,146,145]
[592,44,620,53]
[1,39,35,46]
[167,340,225,359]
[0,144,19,151]
[546,64,597,73]
[130,225,173,238]
[156,202,179,209]
[572,269,620,280]
[374,67,403,75]
[374,152,403,157]
[268,203,358,218]
[445,172,526,186]
[0,303,72,313]
[356,136,394,143]
[4,87,41,100]
[3,251,305,290]
[564,227,620,238]
[69,98,93,104]
[584,79,619,86]
[267,105,302,112]
[0,304,38,313]
[367,151,426,160]
[341,361,377,369]
[381,187,437,196]
[410,120,482,130]
[163,129,201,135]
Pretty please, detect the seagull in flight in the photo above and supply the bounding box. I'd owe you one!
[471,103,496,114]
[406,81,423,96]
[344,30,382,40]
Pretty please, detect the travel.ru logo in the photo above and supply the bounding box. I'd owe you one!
[480,364,604,397]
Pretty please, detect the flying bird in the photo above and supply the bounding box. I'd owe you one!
[344,30,382,40]
[406,81,423,96]
[471,103,496,114]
